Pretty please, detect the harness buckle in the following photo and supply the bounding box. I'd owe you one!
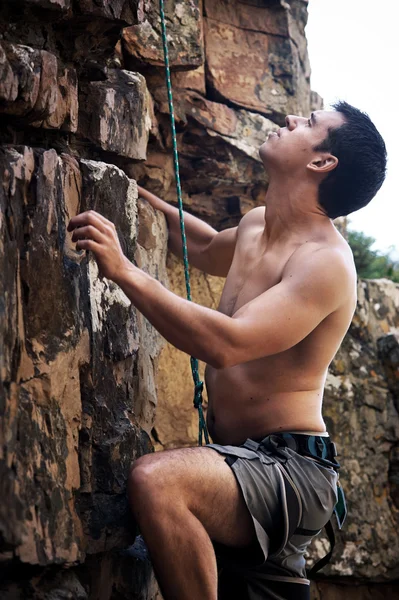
[243,439,261,452]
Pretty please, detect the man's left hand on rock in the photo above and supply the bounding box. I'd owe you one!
[67,210,130,282]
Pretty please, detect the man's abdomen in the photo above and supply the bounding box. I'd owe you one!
[205,362,327,446]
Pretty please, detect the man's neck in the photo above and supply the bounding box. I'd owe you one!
[262,176,332,248]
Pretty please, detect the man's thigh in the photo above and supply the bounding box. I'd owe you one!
[130,447,257,549]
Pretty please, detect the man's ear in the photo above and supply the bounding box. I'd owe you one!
[307,154,338,174]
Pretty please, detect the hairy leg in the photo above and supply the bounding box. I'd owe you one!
[128,447,256,600]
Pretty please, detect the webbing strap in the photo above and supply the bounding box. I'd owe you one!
[307,520,336,577]
[159,0,209,446]
[279,465,337,577]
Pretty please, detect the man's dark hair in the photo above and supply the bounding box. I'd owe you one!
[315,101,387,219]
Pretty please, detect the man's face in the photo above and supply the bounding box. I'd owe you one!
[259,110,345,174]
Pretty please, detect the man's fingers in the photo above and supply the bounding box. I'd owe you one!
[71,225,105,244]
[75,239,102,252]
[67,210,113,233]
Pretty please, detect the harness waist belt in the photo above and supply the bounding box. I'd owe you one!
[259,432,341,470]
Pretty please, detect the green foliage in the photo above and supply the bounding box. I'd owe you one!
[347,230,399,282]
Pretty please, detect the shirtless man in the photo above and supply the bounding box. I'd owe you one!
[68,101,386,600]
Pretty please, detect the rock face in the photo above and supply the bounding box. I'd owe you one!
[0,42,78,131]
[319,280,399,581]
[0,145,166,597]
[127,0,315,230]
[203,0,311,121]
[78,70,151,160]
[123,0,204,69]
[1,0,398,598]
[153,254,224,450]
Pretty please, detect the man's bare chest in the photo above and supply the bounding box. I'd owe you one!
[217,250,287,317]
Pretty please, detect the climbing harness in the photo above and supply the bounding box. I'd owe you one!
[159,0,209,445]
[257,433,347,576]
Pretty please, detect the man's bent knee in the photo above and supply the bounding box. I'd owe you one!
[129,454,156,492]
[128,454,171,514]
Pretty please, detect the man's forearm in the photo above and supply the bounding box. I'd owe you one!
[115,259,232,368]
[67,209,237,357]
[137,186,217,266]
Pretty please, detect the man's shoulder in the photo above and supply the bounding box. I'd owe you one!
[237,206,265,232]
[283,239,357,306]
[240,206,265,224]
[287,236,355,274]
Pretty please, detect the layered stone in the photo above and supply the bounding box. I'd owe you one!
[0,43,78,131]
[317,279,399,579]
[122,0,203,69]
[0,43,58,120]
[32,67,78,131]
[153,253,223,451]
[310,581,399,600]
[78,70,151,159]
[76,0,137,23]
[203,0,311,121]
[12,0,137,22]
[0,146,167,573]
[2,0,396,595]
[130,91,275,228]
[0,146,87,566]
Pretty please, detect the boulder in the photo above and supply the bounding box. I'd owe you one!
[78,70,151,159]
[0,43,58,121]
[203,0,311,121]
[0,43,78,131]
[123,0,203,69]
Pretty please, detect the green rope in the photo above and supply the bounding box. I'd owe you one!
[159,0,209,446]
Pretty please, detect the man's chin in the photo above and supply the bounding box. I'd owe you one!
[258,141,270,164]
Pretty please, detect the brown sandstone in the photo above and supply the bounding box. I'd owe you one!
[122,0,203,69]
[203,0,311,122]
[78,70,151,159]
[0,43,58,121]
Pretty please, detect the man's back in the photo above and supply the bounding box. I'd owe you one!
[205,207,358,445]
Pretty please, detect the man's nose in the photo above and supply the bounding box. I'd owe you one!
[285,115,305,130]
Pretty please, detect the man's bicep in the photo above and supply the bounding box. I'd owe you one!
[228,251,347,364]
[202,227,238,277]
[231,283,325,361]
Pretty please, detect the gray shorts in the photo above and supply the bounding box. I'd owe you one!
[208,434,338,600]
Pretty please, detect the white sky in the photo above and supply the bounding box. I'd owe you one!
[306,0,398,259]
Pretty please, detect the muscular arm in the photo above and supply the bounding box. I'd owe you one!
[137,186,236,277]
[113,247,351,368]
[68,211,352,369]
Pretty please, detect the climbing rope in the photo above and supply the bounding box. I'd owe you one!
[159,0,210,446]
